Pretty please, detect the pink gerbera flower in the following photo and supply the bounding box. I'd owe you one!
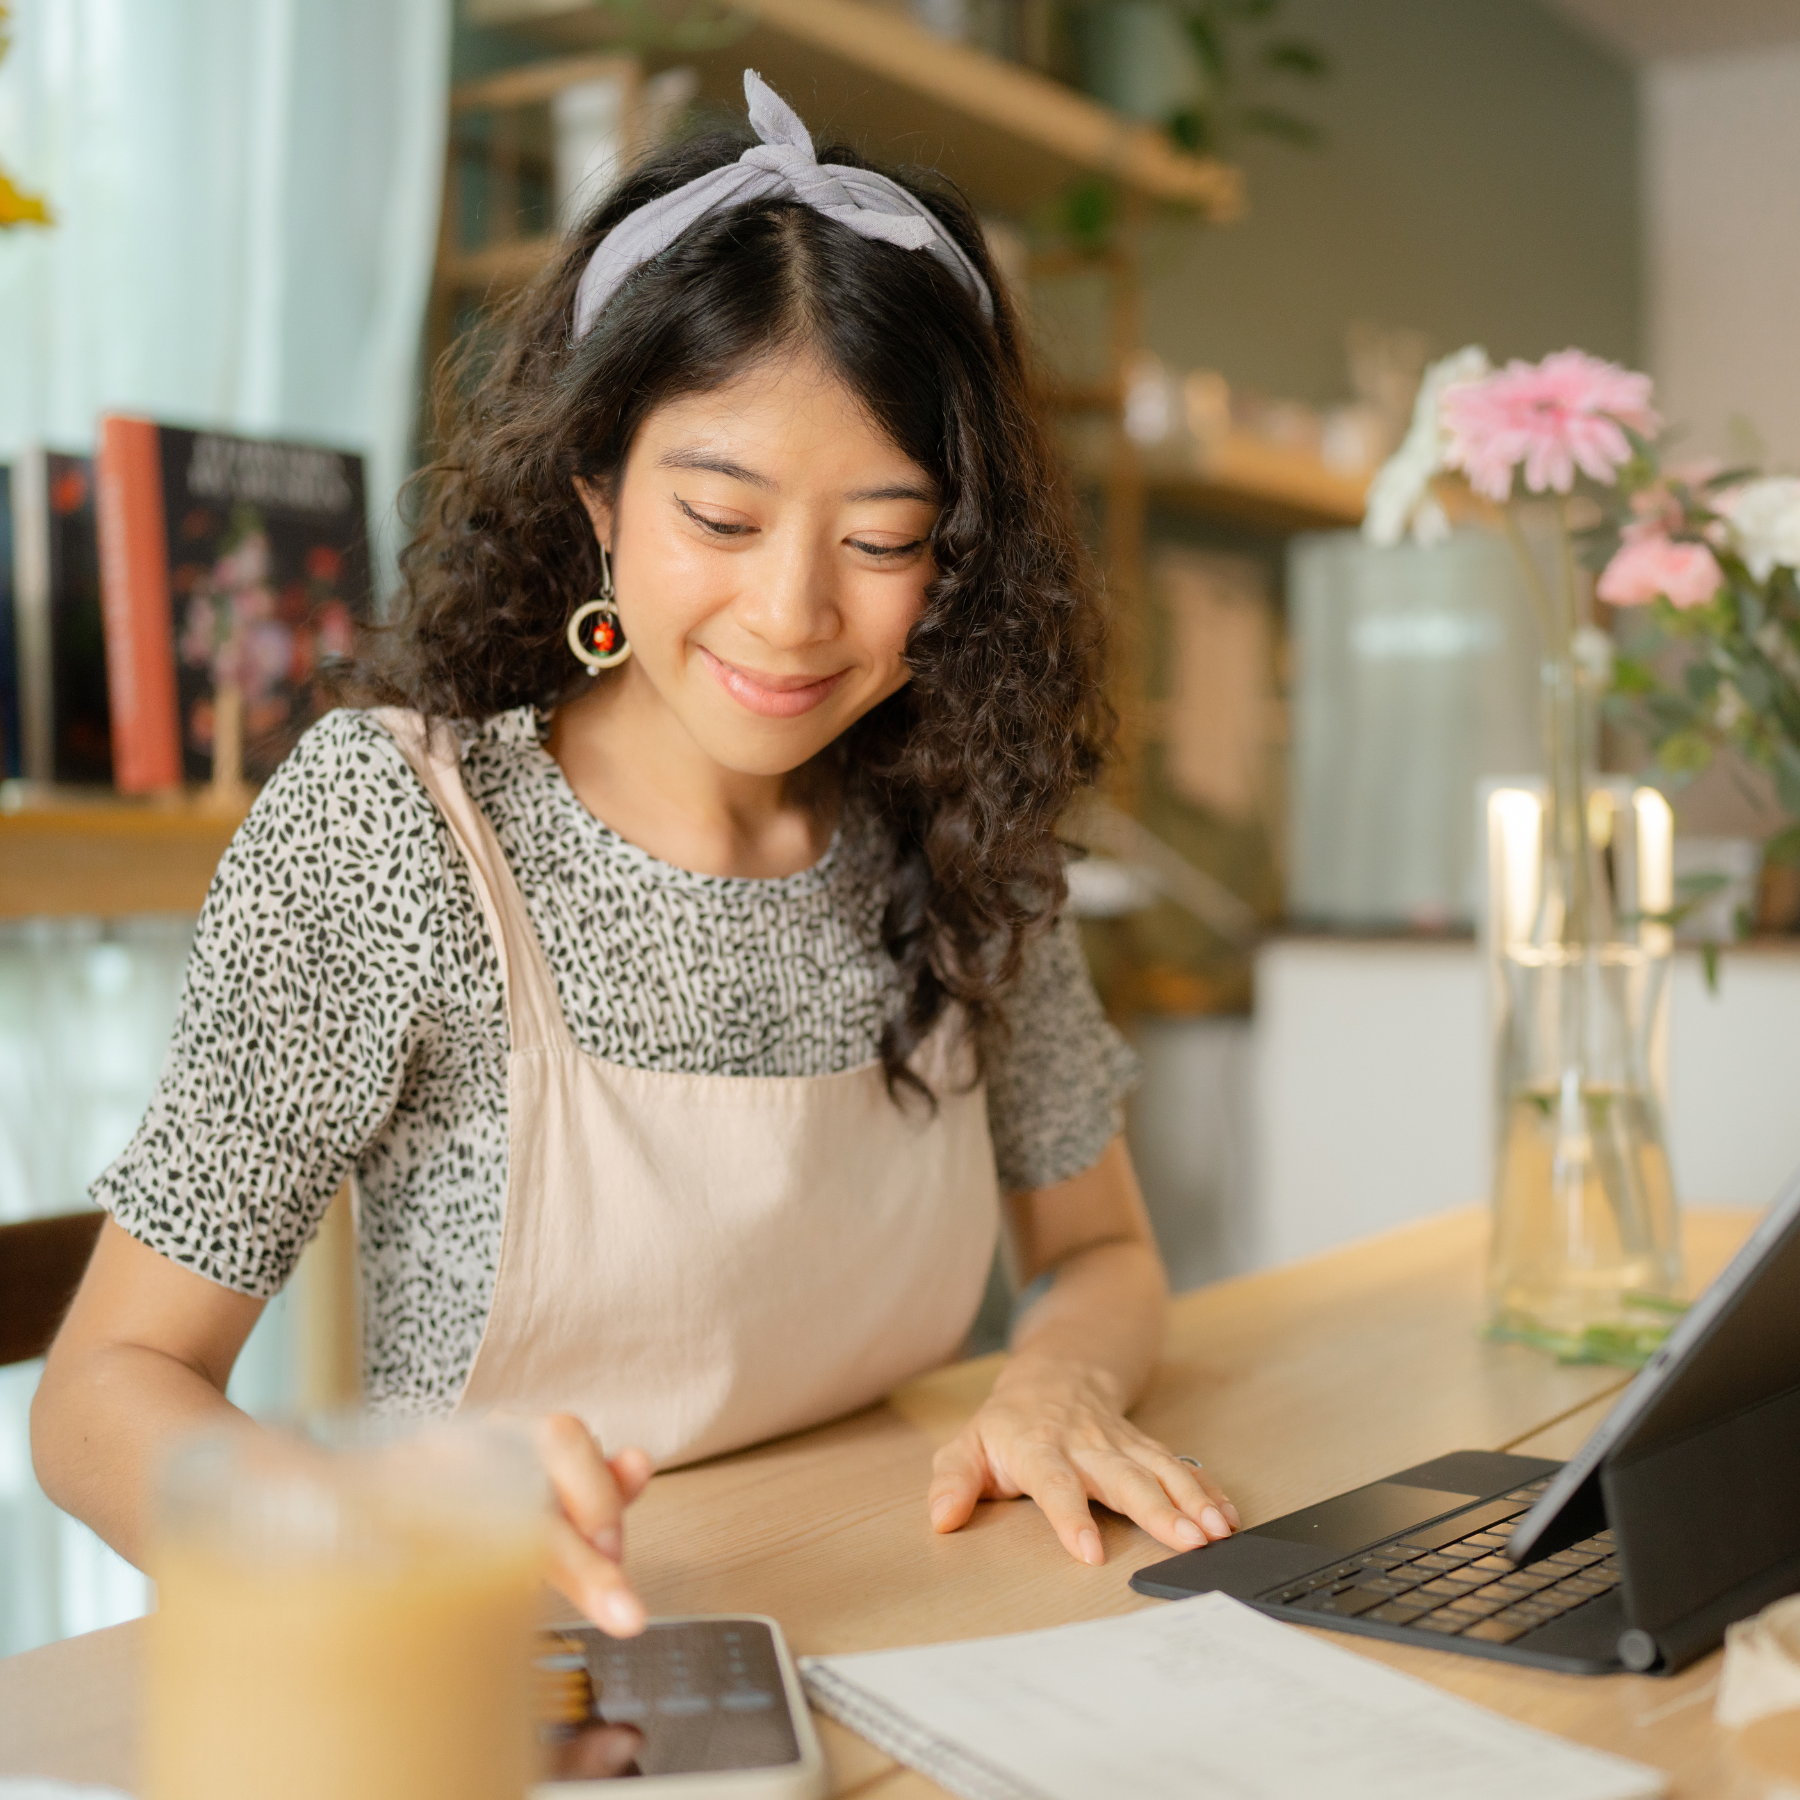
[1440,350,1659,502]
[1597,526,1722,610]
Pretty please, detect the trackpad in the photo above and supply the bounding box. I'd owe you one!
[1251,1483,1477,1555]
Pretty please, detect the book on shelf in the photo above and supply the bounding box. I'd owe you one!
[9,447,114,787]
[96,418,371,793]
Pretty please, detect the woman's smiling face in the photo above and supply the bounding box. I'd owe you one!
[575,352,940,778]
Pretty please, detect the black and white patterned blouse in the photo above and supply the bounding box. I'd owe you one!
[95,707,1138,1413]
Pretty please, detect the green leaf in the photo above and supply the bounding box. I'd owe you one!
[1702,942,1721,993]
[1165,107,1215,155]
[1061,178,1116,252]
[1775,742,1800,815]
[1738,584,1766,637]
[1236,103,1323,147]
[1611,655,1657,696]
[1764,823,1800,867]
[1658,729,1715,775]
[1684,661,1721,704]
[1262,38,1330,78]
[1736,660,1772,713]
[1184,14,1228,83]
[1645,690,1697,731]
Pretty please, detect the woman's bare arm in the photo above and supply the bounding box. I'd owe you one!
[31,1220,651,1632]
[31,1220,264,1567]
[925,1135,1240,1562]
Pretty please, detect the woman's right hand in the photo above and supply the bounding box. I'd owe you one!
[525,1412,654,1636]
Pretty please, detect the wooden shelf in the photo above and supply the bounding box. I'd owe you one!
[440,236,558,294]
[465,0,1243,219]
[0,799,246,920]
[1152,434,1369,532]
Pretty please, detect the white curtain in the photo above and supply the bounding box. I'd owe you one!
[0,0,451,1654]
[0,0,452,581]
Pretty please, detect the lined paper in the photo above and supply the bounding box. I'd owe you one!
[802,1593,1664,1800]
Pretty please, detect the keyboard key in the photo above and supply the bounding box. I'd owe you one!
[1355,1575,1420,1597]
[1411,1610,1468,1634]
[1396,1499,1526,1552]
[1416,1578,1475,1599]
[1275,1584,1312,1603]
[1319,1588,1391,1618]
[1359,1549,1417,1572]
[1560,1576,1609,1598]
[1466,1554,1514,1576]
[1464,1618,1531,1644]
[1368,1598,1436,1624]
[1443,1594,1506,1619]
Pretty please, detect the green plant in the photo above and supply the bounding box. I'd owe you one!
[1150,0,1331,158]
[1048,0,1327,252]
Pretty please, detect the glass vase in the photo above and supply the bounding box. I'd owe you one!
[1483,645,1682,1346]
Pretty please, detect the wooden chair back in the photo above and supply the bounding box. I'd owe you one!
[0,1211,105,1366]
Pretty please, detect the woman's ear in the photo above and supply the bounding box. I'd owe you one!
[571,478,613,551]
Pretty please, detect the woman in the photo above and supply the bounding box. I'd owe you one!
[33,74,1238,1635]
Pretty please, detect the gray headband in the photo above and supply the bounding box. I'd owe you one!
[571,70,995,339]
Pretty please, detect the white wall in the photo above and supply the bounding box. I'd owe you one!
[1243,939,1800,1270]
[1645,44,1800,467]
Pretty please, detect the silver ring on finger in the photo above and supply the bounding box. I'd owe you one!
[1176,1455,1204,1471]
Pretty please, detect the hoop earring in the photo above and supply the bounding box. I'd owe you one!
[566,544,632,673]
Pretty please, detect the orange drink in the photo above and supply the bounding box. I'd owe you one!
[144,1420,545,1800]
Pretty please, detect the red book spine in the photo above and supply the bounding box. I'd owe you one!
[97,416,182,792]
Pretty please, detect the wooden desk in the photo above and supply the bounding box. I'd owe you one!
[0,1206,1770,1796]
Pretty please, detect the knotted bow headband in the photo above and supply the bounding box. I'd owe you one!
[571,69,996,339]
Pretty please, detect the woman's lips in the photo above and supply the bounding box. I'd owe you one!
[699,647,848,719]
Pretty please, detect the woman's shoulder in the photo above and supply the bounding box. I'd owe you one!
[217,707,455,907]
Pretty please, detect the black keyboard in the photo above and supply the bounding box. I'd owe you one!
[1256,1479,1620,1647]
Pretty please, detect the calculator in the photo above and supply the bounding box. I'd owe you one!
[533,1614,828,1797]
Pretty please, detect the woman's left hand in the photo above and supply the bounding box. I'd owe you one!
[926,1355,1240,1565]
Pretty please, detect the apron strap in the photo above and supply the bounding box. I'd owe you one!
[372,707,572,1056]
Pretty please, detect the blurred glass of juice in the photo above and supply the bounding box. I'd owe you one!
[144,1419,545,1800]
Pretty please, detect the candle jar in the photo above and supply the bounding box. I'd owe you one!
[144,1418,545,1800]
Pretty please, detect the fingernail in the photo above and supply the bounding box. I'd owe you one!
[931,1497,955,1528]
[1201,1506,1229,1537]
[1079,1529,1104,1566]
[1223,1502,1242,1529]
[600,1590,643,1634]
[1174,1516,1203,1546]
[592,1525,622,1561]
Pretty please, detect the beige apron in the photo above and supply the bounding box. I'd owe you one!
[375,709,1001,1468]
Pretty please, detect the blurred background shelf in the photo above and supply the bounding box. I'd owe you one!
[0,801,245,920]
[464,0,1243,218]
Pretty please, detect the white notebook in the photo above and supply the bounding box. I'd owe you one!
[800,1592,1664,1800]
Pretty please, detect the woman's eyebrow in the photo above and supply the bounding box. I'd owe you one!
[658,447,774,488]
[845,480,939,504]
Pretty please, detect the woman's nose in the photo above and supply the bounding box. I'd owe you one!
[734,534,838,651]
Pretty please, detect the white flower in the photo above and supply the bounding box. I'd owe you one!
[1715,476,1800,582]
[1363,345,1491,547]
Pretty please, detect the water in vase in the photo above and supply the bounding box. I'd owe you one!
[1490,1077,1680,1335]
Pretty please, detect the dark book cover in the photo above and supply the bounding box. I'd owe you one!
[99,423,371,788]
[12,449,112,786]
[165,428,370,784]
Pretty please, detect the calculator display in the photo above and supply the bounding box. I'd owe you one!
[539,1619,801,1781]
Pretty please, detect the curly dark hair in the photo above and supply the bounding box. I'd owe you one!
[366,117,1111,1099]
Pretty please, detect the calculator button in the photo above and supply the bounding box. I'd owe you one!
[721,1690,776,1711]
